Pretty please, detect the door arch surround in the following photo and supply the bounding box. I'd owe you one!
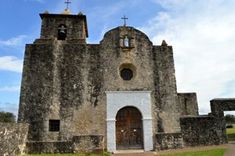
[116,106,143,149]
[106,91,153,152]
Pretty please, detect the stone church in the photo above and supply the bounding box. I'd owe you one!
[17,9,229,154]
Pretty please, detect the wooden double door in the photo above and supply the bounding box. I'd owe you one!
[116,106,143,149]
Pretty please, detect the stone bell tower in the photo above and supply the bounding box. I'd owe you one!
[18,9,89,141]
[40,10,88,43]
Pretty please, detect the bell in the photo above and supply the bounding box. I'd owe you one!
[58,26,67,40]
[59,29,66,35]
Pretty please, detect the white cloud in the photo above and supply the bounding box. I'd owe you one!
[0,56,23,73]
[0,35,27,48]
[141,0,235,114]
[0,86,20,92]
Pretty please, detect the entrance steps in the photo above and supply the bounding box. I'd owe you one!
[111,150,155,156]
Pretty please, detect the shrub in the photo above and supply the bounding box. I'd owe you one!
[0,111,15,123]
[226,124,233,128]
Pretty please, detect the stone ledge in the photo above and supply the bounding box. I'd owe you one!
[26,135,104,154]
[155,132,183,151]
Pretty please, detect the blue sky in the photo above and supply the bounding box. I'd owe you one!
[1,0,235,116]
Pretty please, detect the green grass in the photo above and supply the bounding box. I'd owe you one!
[157,148,225,156]
[24,153,109,156]
[226,124,235,141]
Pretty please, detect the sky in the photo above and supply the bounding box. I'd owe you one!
[1,0,235,116]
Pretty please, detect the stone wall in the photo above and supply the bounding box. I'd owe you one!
[26,135,104,154]
[178,93,198,116]
[72,135,104,153]
[209,98,235,144]
[19,11,187,152]
[155,133,183,150]
[210,98,235,117]
[180,116,226,146]
[153,42,180,133]
[26,141,73,154]
[40,13,88,41]
[0,123,29,156]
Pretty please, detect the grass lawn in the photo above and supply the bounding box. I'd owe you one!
[157,148,225,156]
[24,153,109,156]
[226,124,235,141]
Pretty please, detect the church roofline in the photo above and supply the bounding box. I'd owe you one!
[105,91,152,94]
[39,13,89,37]
[102,26,152,44]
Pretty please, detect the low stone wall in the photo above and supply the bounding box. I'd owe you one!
[26,135,104,154]
[155,133,183,150]
[73,135,104,153]
[26,141,74,154]
[180,116,226,146]
[0,123,29,156]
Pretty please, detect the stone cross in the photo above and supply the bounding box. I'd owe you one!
[65,0,71,10]
[121,15,128,26]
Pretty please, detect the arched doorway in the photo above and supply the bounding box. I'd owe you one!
[116,106,143,149]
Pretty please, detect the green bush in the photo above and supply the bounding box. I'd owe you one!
[226,124,233,128]
[0,111,15,123]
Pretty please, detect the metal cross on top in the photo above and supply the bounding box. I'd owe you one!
[65,0,71,10]
[121,15,128,26]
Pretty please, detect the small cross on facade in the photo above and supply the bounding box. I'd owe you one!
[121,15,128,26]
[65,0,71,10]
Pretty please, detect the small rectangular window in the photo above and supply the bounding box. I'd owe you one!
[49,120,60,132]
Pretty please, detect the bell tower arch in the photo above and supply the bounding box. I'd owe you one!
[39,12,88,42]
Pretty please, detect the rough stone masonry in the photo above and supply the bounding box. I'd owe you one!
[7,10,233,154]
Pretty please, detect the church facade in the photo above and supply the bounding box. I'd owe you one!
[18,11,227,154]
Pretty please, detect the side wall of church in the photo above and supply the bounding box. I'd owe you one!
[18,40,56,141]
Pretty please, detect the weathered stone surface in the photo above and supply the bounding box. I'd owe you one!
[17,11,232,153]
[40,13,88,41]
[180,116,226,146]
[72,135,104,153]
[19,13,184,145]
[0,123,29,156]
[211,98,235,117]
[26,141,73,154]
[155,133,183,150]
[26,135,104,154]
[178,93,198,116]
[152,45,180,133]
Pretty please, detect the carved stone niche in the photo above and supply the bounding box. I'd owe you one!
[119,35,134,51]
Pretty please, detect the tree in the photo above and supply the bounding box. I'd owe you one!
[225,114,235,124]
[0,111,16,123]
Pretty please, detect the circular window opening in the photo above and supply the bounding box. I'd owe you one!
[120,68,133,80]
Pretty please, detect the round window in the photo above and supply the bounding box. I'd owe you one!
[120,68,133,80]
